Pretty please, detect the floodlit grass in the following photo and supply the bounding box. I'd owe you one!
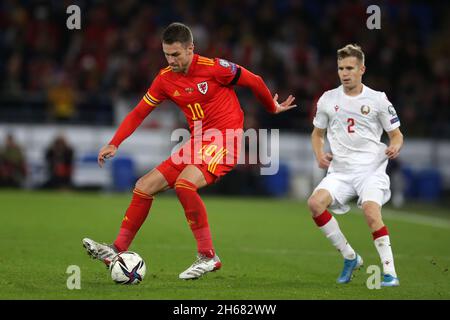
[0,190,448,299]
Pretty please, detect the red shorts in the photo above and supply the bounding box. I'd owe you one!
[156,131,242,187]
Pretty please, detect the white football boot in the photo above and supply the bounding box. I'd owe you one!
[179,253,222,280]
[82,238,119,267]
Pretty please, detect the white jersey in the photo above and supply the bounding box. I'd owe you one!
[313,84,400,173]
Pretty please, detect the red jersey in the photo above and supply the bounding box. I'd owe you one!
[107,53,279,183]
[144,54,244,133]
[109,54,276,148]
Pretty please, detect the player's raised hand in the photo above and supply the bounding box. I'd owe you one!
[273,93,297,114]
[98,144,118,167]
[318,152,333,169]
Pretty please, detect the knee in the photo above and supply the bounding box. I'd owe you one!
[366,214,383,231]
[364,212,375,225]
[174,178,197,193]
[135,176,145,190]
[363,204,383,231]
[135,177,154,195]
[307,195,327,216]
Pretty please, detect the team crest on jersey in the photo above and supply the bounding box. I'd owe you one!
[197,81,208,94]
[360,105,371,115]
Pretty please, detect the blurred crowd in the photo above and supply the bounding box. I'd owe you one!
[1,0,449,137]
[0,133,74,189]
[0,133,26,187]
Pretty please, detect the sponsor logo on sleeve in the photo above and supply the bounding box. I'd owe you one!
[390,117,399,124]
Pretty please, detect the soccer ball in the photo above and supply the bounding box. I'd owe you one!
[110,251,146,285]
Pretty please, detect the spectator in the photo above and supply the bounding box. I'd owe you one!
[0,133,27,188]
[43,135,74,189]
[47,72,77,122]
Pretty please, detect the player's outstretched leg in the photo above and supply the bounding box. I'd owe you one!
[174,177,220,279]
[82,238,119,267]
[113,188,154,252]
[82,187,153,267]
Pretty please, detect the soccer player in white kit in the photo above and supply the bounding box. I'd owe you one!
[308,44,404,287]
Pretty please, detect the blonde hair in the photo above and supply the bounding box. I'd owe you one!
[337,44,365,65]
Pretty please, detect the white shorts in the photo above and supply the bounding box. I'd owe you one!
[313,162,391,214]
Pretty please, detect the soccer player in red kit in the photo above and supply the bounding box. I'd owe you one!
[82,22,296,279]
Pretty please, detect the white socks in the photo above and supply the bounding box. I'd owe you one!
[319,216,356,260]
[374,235,397,277]
[315,211,397,277]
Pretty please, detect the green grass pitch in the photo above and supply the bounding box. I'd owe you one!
[0,190,449,300]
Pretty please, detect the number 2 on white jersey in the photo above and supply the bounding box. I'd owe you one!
[347,118,355,133]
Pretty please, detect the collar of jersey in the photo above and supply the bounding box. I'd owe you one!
[340,84,366,99]
[183,54,199,77]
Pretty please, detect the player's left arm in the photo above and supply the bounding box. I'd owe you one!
[386,128,404,159]
[236,66,297,114]
[213,58,296,114]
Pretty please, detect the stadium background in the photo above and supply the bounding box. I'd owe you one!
[0,0,449,300]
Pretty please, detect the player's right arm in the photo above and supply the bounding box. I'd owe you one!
[311,127,332,169]
[311,95,332,169]
[97,99,153,167]
[98,76,166,167]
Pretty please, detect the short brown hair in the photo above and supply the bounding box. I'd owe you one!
[337,44,365,65]
[162,22,193,46]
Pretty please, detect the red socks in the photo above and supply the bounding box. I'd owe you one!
[372,225,389,240]
[113,188,153,252]
[175,179,215,258]
[313,210,333,227]
[113,180,215,258]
